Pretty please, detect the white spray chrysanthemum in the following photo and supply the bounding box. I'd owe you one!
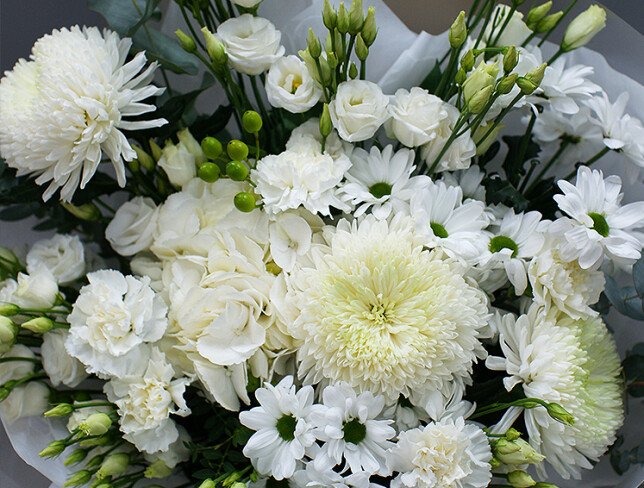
[0,26,166,201]
[486,305,624,479]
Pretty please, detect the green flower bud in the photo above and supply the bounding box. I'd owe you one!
[455,68,467,85]
[0,316,18,352]
[474,122,503,155]
[0,304,20,316]
[547,402,575,425]
[460,50,475,72]
[61,202,101,221]
[242,110,263,134]
[462,61,499,108]
[78,413,112,436]
[79,435,113,448]
[333,30,345,61]
[503,46,518,73]
[505,428,521,440]
[201,137,223,159]
[349,62,359,79]
[21,316,54,334]
[39,440,67,458]
[128,158,141,175]
[320,104,333,138]
[561,5,606,51]
[536,11,563,33]
[327,52,339,70]
[227,140,249,161]
[93,484,113,488]
[131,145,154,171]
[467,85,494,114]
[96,453,130,479]
[534,483,559,488]
[149,139,163,161]
[526,62,547,86]
[64,449,89,467]
[508,470,537,488]
[449,11,467,48]
[318,57,332,84]
[348,0,364,35]
[64,470,91,487]
[230,484,246,488]
[145,460,174,479]
[355,34,369,61]
[0,247,21,274]
[362,7,377,46]
[526,1,553,31]
[175,29,197,53]
[497,73,518,94]
[226,161,249,181]
[494,438,545,465]
[325,33,334,55]
[323,0,337,30]
[198,480,217,488]
[201,26,228,67]
[234,192,256,213]
[198,162,221,183]
[337,2,350,34]
[45,403,74,418]
[307,28,322,59]
[85,454,105,469]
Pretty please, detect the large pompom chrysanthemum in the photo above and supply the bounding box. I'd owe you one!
[285,215,490,402]
[0,26,166,201]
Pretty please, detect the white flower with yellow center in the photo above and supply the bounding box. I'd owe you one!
[286,215,489,402]
[486,306,624,479]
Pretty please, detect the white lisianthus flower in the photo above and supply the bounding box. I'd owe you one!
[551,166,644,269]
[486,306,623,479]
[340,145,430,220]
[529,237,604,320]
[329,80,390,142]
[42,330,88,388]
[410,180,490,264]
[157,129,205,188]
[240,376,316,480]
[0,26,166,201]
[287,216,489,402]
[66,270,168,377]
[268,212,314,272]
[266,55,322,113]
[420,103,476,172]
[106,197,159,257]
[483,4,531,46]
[217,14,285,75]
[310,382,395,476]
[1,382,50,423]
[385,87,449,148]
[387,417,492,488]
[105,348,191,454]
[252,147,351,217]
[0,267,59,309]
[26,234,85,285]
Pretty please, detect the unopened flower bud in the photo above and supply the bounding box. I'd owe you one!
[508,470,537,488]
[21,316,54,334]
[517,63,546,95]
[503,46,518,73]
[323,0,337,30]
[242,110,263,134]
[320,104,333,138]
[534,483,559,488]
[64,470,91,487]
[96,453,130,479]
[230,484,246,488]
[467,85,494,114]
[133,145,155,171]
[355,34,369,61]
[337,2,350,34]
[145,460,174,479]
[455,68,467,85]
[462,61,499,107]
[61,202,101,221]
[536,11,563,33]
[78,413,112,436]
[307,28,322,59]
[505,428,521,440]
[201,27,228,67]
[362,7,377,46]
[64,449,89,467]
[460,50,475,72]
[348,0,364,35]
[149,139,163,161]
[497,73,518,94]
[85,454,105,469]
[198,480,217,488]
[0,316,18,352]
[0,247,22,276]
[449,11,467,48]
[526,1,553,30]
[45,403,74,418]
[175,29,196,53]
[494,438,545,465]
[562,5,606,51]
[474,122,503,155]
[39,440,67,458]
[349,62,359,79]
[0,304,20,316]
[327,52,339,70]
[547,402,575,425]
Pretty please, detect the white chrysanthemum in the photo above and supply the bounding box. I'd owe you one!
[287,216,489,402]
[240,376,316,480]
[387,417,492,488]
[486,306,624,479]
[0,26,166,201]
[340,145,430,220]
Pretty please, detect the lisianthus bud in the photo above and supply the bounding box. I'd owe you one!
[494,438,545,465]
[327,52,339,70]
[307,28,322,59]
[175,29,196,53]
[497,73,518,94]
[348,0,364,35]
[355,34,369,61]
[230,484,246,488]
[145,460,174,479]
[362,7,377,46]
[61,202,101,221]
[474,122,503,155]
[462,62,499,107]
[45,403,74,418]
[455,68,467,85]
[536,11,563,33]
[133,145,155,171]
[39,440,67,458]
[0,304,19,316]
[96,453,130,479]
[320,104,333,138]
[547,402,575,425]
[21,316,54,334]
[349,62,359,79]
[64,470,91,487]
[323,0,337,29]
[449,11,467,48]
[467,85,494,114]
[78,413,112,436]
[0,316,18,353]
[201,27,228,67]
[64,449,88,467]
[505,428,521,440]
[526,1,553,30]
[508,470,537,488]
[199,480,217,488]
[562,5,606,51]
[503,46,518,73]
[149,139,163,161]
[517,63,546,94]
[337,2,349,34]
[460,50,475,72]
[534,483,559,488]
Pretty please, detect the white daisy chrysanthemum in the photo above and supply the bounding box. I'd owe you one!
[240,376,316,480]
[293,463,385,488]
[310,382,395,476]
[486,305,624,479]
[339,145,430,220]
[552,166,644,269]
[387,417,492,488]
[286,215,490,402]
[410,181,490,264]
[0,26,166,201]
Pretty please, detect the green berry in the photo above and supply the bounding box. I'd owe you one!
[242,111,263,134]
[198,162,221,183]
[201,137,223,159]
[226,161,249,181]
[234,192,256,213]
[227,140,249,161]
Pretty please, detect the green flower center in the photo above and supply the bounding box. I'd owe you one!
[588,212,609,237]
[343,418,367,444]
[430,222,449,239]
[275,414,297,441]
[369,182,392,199]
[489,235,519,257]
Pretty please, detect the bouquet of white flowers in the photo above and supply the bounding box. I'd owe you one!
[0,1,643,487]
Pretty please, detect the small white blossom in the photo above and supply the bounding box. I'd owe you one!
[266,55,322,113]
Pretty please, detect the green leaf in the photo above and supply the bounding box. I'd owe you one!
[484,176,529,211]
[87,0,156,35]
[633,256,644,297]
[623,349,644,397]
[420,61,443,94]
[0,204,39,221]
[133,28,199,74]
[502,135,540,187]
[605,277,644,321]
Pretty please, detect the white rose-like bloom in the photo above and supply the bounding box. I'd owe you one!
[66,270,168,377]
[266,55,322,113]
[483,4,531,46]
[0,26,166,202]
[387,417,492,488]
[385,87,449,148]
[26,234,85,284]
[0,267,59,309]
[486,307,623,479]
[106,197,159,256]
[329,80,390,142]
[287,215,489,402]
[105,348,191,454]
[157,129,206,188]
[217,14,285,75]
[42,330,88,387]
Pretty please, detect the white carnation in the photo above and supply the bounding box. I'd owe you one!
[329,80,390,142]
[106,197,159,256]
[26,234,85,284]
[266,55,322,113]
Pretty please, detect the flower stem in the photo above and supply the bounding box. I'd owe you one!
[525,139,571,193]
[564,146,611,180]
